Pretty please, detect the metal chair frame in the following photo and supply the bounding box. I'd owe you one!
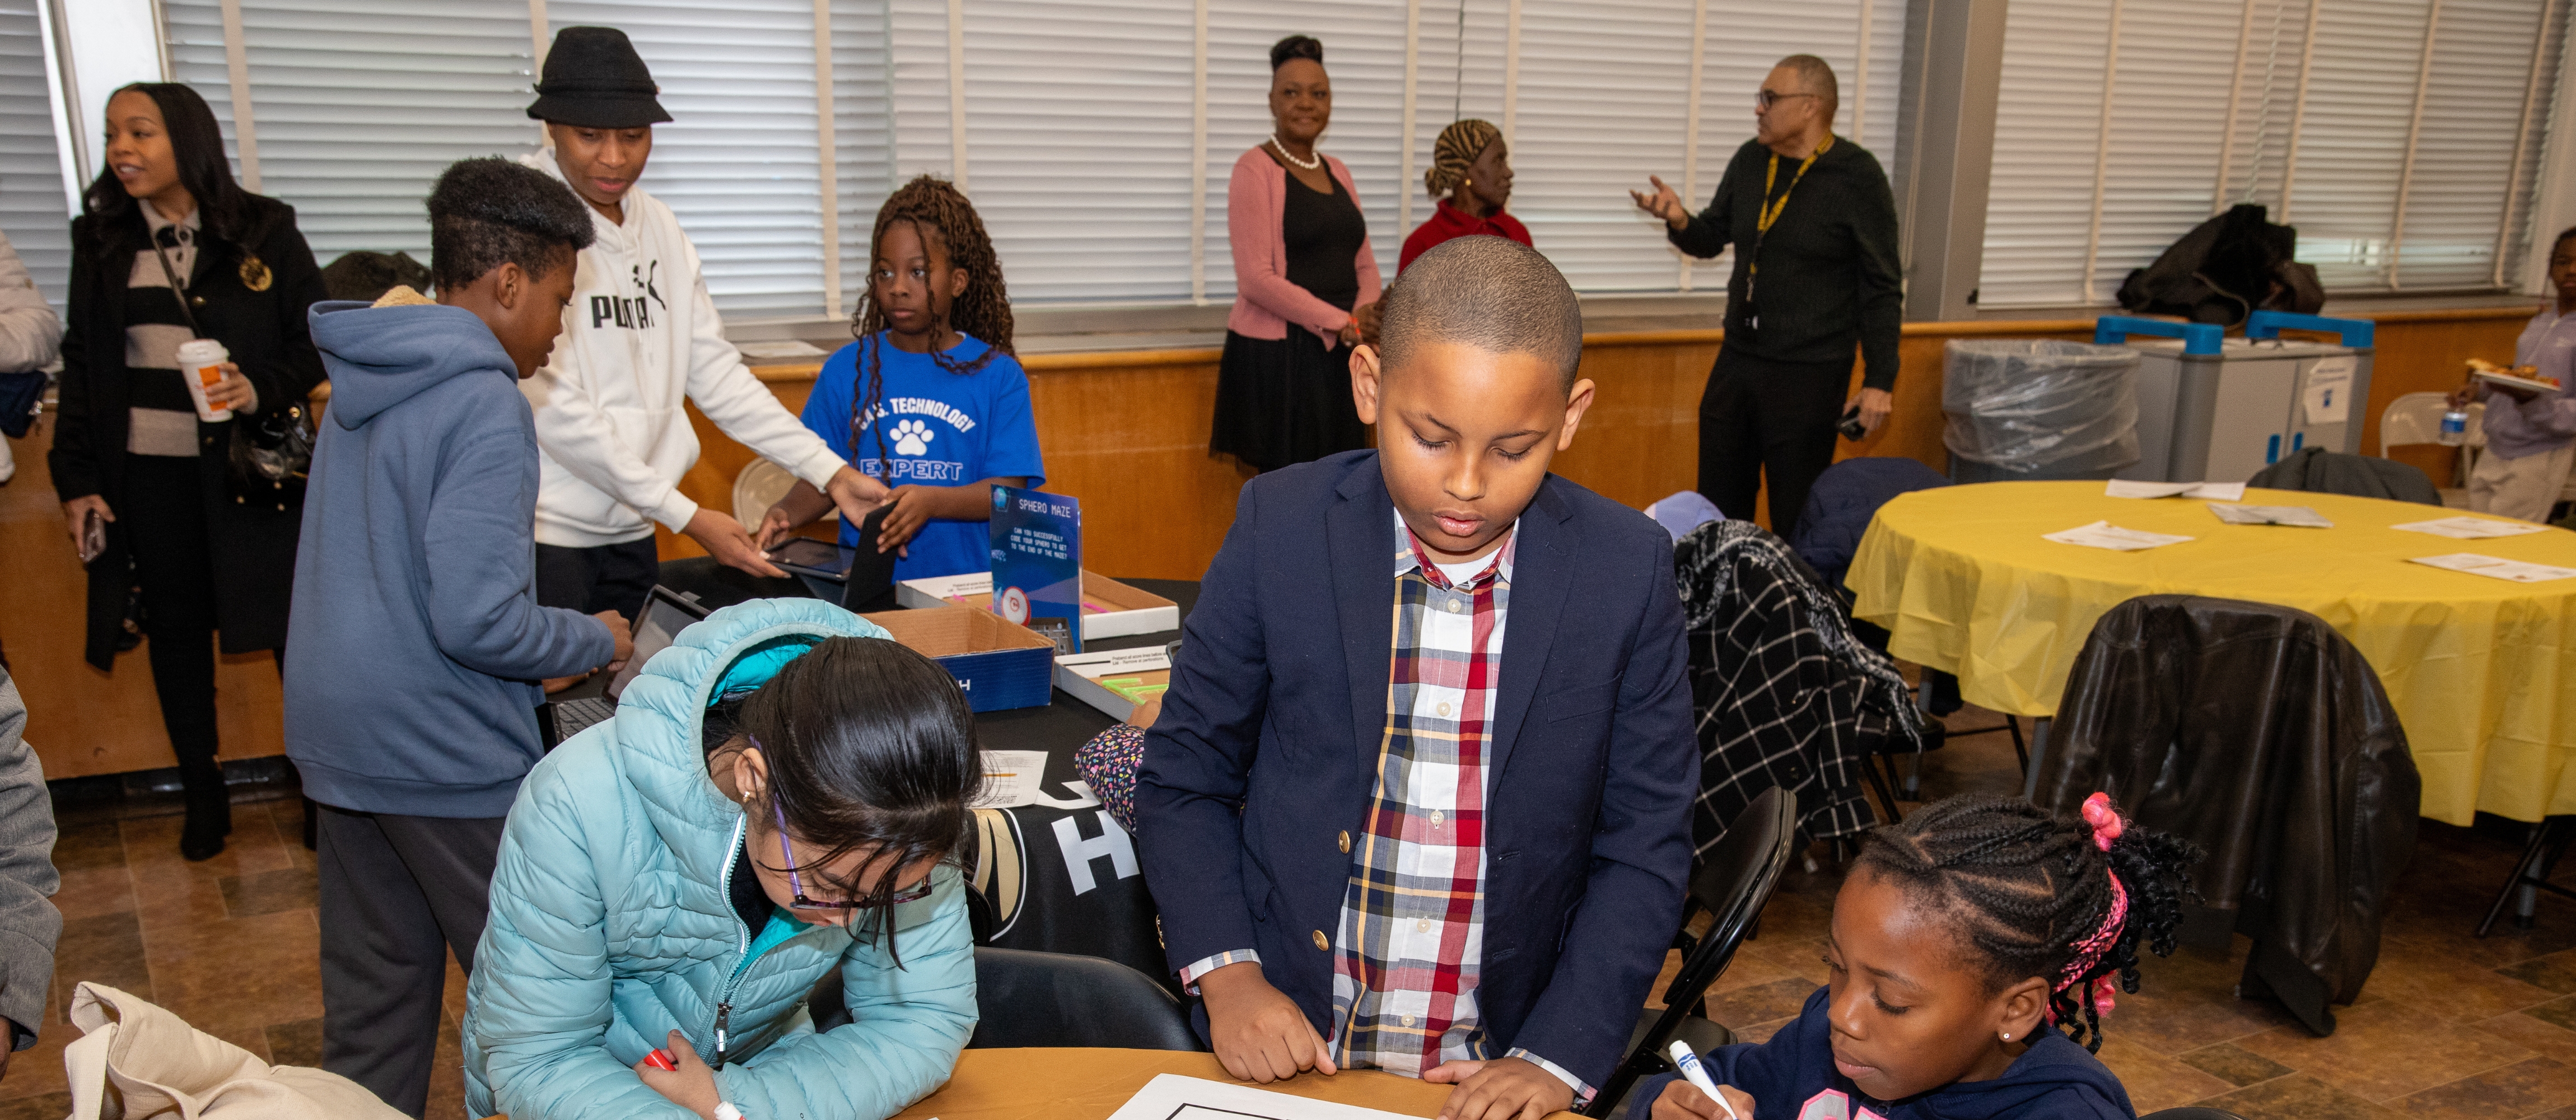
[1582,787,1801,1118]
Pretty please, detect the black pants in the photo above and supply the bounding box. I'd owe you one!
[1696,346,1852,543]
[122,456,279,781]
[534,536,659,622]
[316,805,506,1118]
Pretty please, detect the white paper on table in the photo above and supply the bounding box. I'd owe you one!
[2043,521,2196,551]
[1056,647,1172,679]
[972,750,1051,809]
[2302,356,2356,424]
[2391,516,2552,540]
[2105,479,2247,501]
[734,339,828,361]
[1107,1075,1427,1120]
[2409,553,2576,583]
[2207,503,2335,528]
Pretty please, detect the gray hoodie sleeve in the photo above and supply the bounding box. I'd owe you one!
[424,428,614,682]
[0,671,60,1051]
[0,231,62,374]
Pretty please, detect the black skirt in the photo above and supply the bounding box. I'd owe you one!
[1209,329,1369,473]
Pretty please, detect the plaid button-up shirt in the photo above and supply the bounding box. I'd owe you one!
[1177,512,1584,1098]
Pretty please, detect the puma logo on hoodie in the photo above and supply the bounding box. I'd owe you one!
[588,262,666,330]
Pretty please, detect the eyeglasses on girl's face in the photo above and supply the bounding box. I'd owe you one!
[771,801,935,911]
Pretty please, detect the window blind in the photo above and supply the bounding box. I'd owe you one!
[1502,0,1696,292]
[158,1,538,267]
[0,0,67,311]
[1983,0,2569,307]
[951,0,1200,304]
[832,0,892,322]
[148,0,1920,315]
[2395,0,2566,288]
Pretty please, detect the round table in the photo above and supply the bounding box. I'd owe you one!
[1846,481,2576,825]
[890,1049,1458,1120]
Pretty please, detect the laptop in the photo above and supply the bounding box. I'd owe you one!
[538,585,713,749]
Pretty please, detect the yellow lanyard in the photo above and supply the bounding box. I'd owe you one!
[1757,134,1832,234]
[1748,134,1832,287]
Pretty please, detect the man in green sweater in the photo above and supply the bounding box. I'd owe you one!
[1632,54,1901,540]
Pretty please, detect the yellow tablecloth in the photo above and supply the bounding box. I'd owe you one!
[1846,481,2576,825]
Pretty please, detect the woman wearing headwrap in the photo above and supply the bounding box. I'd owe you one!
[1398,119,1530,273]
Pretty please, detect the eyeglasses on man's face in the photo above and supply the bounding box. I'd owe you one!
[1756,90,1819,110]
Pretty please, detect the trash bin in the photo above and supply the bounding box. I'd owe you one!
[2094,311,2376,484]
[1941,339,2142,484]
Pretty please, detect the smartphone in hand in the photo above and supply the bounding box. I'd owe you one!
[77,509,105,564]
[1836,405,1867,440]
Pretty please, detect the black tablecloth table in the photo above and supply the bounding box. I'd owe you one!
[960,578,1196,986]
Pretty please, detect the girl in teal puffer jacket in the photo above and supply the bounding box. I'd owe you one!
[463,599,982,1120]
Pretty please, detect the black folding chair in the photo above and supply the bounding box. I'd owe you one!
[809,946,1203,1050]
[1582,787,1800,1118]
[2479,816,2576,937]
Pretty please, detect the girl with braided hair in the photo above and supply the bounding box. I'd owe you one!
[759,176,1043,580]
[1644,793,2200,1120]
[1397,119,1530,273]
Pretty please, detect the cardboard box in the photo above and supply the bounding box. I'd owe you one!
[862,604,1057,712]
[898,570,1182,641]
[1054,647,1173,722]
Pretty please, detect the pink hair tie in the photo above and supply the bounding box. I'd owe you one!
[2080,792,2125,852]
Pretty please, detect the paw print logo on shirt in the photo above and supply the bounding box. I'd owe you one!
[890,419,936,456]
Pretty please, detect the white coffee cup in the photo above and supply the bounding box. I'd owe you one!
[175,338,232,422]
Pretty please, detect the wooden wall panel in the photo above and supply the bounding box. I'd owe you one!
[1,415,286,780]
[5,305,2542,780]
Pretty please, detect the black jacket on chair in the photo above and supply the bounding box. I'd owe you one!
[2246,447,2443,507]
[50,196,329,668]
[2033,595,2420,1037]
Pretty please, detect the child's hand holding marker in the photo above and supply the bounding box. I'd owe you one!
[636,1031,732,1119]
[1655,1040,1755,1120]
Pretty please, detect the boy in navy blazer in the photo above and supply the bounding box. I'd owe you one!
[1137,237,1696,1120]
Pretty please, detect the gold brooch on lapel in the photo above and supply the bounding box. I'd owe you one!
[239,254,272,292]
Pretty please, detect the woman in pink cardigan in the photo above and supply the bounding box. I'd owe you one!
[1209,34,1384,473]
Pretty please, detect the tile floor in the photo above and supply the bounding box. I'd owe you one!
[1,703,2570,1120]
[0,796,468,1120]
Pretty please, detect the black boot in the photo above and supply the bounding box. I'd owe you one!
[179,763,231,861]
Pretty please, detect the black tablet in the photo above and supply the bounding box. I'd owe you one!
[769,537,858,581]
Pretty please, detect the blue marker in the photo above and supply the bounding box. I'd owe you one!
[1668,1039,1742,1120]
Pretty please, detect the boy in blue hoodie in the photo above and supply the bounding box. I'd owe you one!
[285,157,632,1118]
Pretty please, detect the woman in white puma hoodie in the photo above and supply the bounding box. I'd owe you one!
[517,26,881,622]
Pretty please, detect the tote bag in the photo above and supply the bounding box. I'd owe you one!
[62,982,405,1119]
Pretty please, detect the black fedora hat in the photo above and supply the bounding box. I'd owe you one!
[528,26,673,129]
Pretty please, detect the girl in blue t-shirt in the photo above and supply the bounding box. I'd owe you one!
[758,176,1043,581]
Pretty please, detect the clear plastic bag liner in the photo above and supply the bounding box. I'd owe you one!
[1940,339,2142,472]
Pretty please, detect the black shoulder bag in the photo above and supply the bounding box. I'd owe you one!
[148,226,312,510]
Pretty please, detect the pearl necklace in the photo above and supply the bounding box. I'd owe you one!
[1269,134,1322,171]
